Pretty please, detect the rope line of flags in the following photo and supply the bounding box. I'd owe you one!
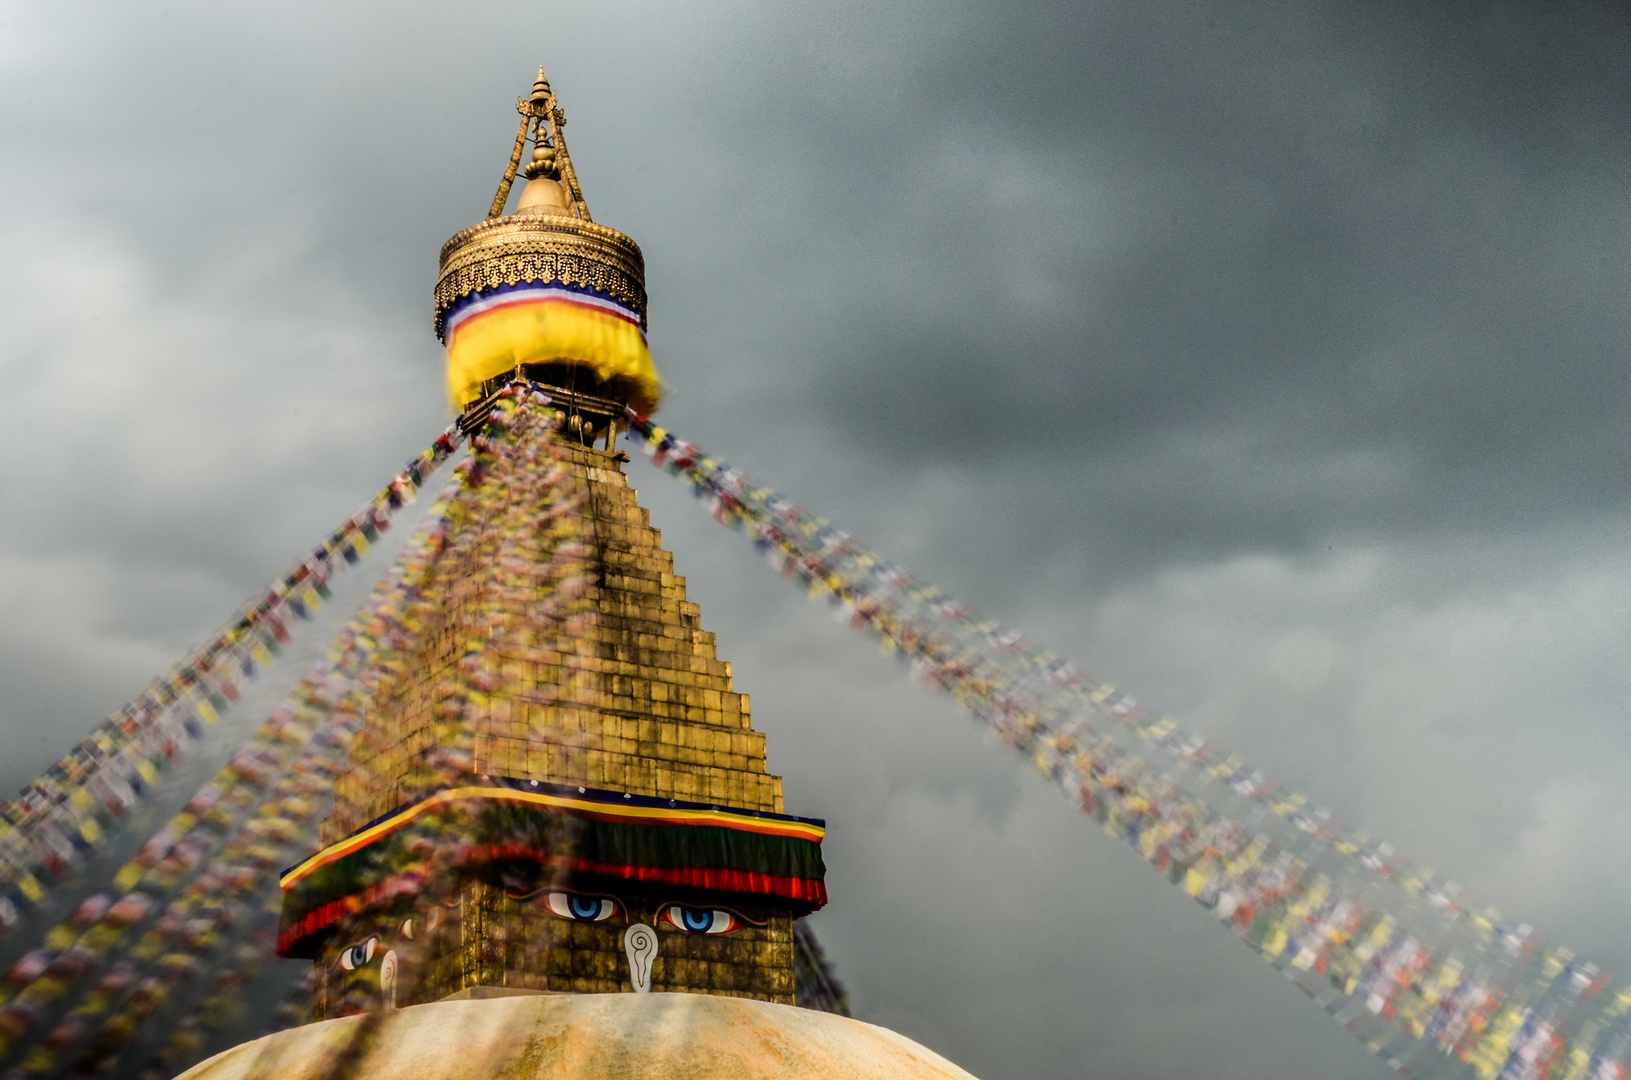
[626,408,1631,1080]
[0,462,479,1076]
[0,427,465,933]
[0,389,607,1078]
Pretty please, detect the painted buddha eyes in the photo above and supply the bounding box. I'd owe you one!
[543,892,620,923]
[338,937,378,971]
[660,906,742,935]
[536,891,747,934]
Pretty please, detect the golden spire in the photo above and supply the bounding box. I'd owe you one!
[437,67,655,413]
[489,66,591,221]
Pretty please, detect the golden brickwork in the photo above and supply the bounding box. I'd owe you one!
[324,436,782,846]
[312,416,799,1011]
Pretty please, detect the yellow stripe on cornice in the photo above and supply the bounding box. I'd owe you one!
[280,785,825,890]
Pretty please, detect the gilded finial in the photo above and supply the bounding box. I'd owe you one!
[436,64,656,412]
[525,68,563,183]
[486,66,591,222]
[522,77,560,187]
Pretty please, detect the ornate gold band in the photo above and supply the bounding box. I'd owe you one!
[433,214,648,339]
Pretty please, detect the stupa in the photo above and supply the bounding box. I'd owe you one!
[173,69,980,1080]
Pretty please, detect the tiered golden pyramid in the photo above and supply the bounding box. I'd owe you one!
[325,436,784,843]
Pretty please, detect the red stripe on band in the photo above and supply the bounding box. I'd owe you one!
[276,852,826,955]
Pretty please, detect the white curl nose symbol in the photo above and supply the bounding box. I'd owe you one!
[623,923,657,993]
[379,950,399,1010]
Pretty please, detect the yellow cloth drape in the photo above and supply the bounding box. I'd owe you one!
[446,297,661,412]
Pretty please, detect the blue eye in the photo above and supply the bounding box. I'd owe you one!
[543,892,619,923]
[661,906,742,935]
[336,937,377,970]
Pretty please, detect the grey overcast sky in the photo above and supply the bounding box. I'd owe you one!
[4,3,1631,1077]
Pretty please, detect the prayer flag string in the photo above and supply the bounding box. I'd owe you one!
[626,408,1629,1080]
[0,460,478,1077]
[0,426,465,931]
[0,388,602,1078]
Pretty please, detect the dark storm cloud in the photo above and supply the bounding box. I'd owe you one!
[6,3,1631,1079]
[642,2,1631,573]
